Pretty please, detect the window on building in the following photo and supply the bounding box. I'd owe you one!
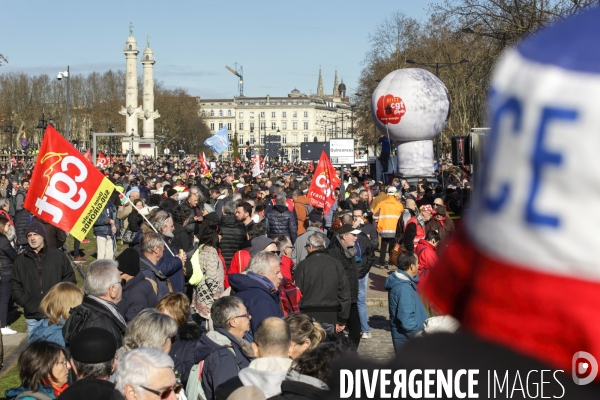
[293,134,297,144]
[227,110,232,117]
[260,112,265,118]
[282,135,287,144]
[250,112,254,119]
[239,123,244,130]
[293,122,297,130]
[303,134,309,142]
[282,111,287,117]
[271,112,276,118]
[304,122,309,130]
[293,111,297,118]
[210,122,214,131]
[227,123,232,130]
[219,110,223,117]
[250,135,255,144]
[238,135,244,145]
[260,135,265,145]
[250,122,255,131]
[239,112,244,118]
[304,111,308,117]
[260,122,266,130]
[282,122,287,130]
[210,110,214,117]
[219,123,224,129]
[271,122,276,130]
[228,134,233,151]
[201,110,206,117]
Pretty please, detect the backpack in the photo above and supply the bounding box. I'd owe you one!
[302,203,314,216]
[15,391,53,400]
[185,346,236,400]
[140,258,173,299]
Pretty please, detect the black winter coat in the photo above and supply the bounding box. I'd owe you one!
[117,272,158,322]
[14,189,30,246]
[266,205,298,243]
[127,210,143,232]
[355,232,376,278]
[58,378,120,400]
[327,237,359,303]
[294,250,350,325]
[169,322,206,386]
[9,246,76,319]
[0,234,17,276]
[218,215,246,268]
[63,296,126,348]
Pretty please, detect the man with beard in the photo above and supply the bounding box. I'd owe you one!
[149,211,187,293]
[10,220,76,334]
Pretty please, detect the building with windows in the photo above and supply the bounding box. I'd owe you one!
[198,69,355,161]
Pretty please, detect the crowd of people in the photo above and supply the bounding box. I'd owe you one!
[0,155,468,399]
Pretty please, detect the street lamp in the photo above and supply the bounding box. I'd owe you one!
[108,124,115,155]
[405,58,468,181]
[89,129,93,154]
[4,117,18,161]
[130,129,134,160]
[57,67,70,141]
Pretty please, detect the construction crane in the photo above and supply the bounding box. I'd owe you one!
[225,63,243,97]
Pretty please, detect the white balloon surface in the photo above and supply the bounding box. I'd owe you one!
[371,68,450,141]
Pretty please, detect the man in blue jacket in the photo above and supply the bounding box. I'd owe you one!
[385,251,427,353]
[195,296,253,400]
[228,251,283,339]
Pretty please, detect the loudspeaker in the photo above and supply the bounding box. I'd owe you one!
[463,135,472,165]
[451,136,472,165]
[451,136,461,165]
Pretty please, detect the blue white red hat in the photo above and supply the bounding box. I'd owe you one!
[423,6,600,377]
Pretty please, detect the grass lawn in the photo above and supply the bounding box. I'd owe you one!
[1,233,129,398]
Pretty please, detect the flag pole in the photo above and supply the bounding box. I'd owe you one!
[115,188,175,256]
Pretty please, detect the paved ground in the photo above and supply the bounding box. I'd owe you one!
[1,333,28,378]
[357,306,394,362]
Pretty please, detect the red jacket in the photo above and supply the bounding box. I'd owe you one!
[416,239,438,278]
[226,249,251,289]
[280,255,294,281]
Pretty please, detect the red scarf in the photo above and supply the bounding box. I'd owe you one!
[436,215,447,228]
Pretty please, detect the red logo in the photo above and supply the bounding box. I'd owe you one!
[376,94,406,124]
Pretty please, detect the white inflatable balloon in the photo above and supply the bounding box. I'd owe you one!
[372,68,450,176]
[371,68,450,141]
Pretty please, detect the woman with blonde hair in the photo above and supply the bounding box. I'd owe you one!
[284,313,326,359]
[29,282,84,346]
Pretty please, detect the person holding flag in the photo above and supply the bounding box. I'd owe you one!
[306,151,340,216]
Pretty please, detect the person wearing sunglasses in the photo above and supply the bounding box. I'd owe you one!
[115,347,180,400]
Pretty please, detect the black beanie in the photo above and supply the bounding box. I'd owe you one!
[70,327,117,363]
[26,220,47,242]
[115,248,140,277]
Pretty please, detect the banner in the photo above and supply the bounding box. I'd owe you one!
[307,151,340,215]
[199,152,211,177]
[24,126,115,241]
[204,126,229,154]
[84,149,92,163]
[252,152,263,177]
[96,151,110,167]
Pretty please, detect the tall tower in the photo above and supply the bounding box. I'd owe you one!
[120,24,142,153]
[140,37,159,144]
[333,70,339,98]
[316,67,324,97]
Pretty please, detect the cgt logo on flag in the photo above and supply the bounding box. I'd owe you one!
[24,126,114,241]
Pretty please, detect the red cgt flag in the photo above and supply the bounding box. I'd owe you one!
[24,126,115,241]
[307,151,340,215]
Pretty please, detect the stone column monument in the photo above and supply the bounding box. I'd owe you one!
[119,23,142,154]
[139,36,159,156]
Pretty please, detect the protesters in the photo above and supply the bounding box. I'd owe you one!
[63,259,127,347]
[0,215,17,335]
[218,200,246,269]
[385,251,427,353]
[29,282,84,346]
[10,220,76,334]
[116,248,158,322]
[229,251,284,337]
[195,296,254,400]
[284,313,326,360]
[59,327,119,400]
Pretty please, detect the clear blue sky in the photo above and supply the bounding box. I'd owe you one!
[1,0,435,99]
